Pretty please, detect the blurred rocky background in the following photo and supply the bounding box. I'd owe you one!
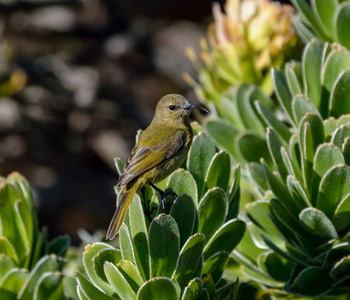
[0,0,290,244]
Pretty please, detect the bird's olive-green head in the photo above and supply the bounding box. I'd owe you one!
[152,94,209,125]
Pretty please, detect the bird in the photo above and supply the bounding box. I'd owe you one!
[106,94,209,240]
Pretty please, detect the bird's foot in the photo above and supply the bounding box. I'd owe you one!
[149,183,177,210]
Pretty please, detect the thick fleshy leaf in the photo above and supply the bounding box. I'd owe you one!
[205,150,230,192]
[34,272,63,300]
[201,274,216,299]
[93,248,122,282]
[104,262,136,300]
[237,132,271,164]
[198,188,227,241]
[246,201,280,237]
[129,194,149,281]
[120,224,135,263]
[0,183,26,265]
[203,219,245,261]
[332,193,350,232]
[299,208,338,239]
[18,255,64,299]
[286,175,310,207]
[0,254,16,278]
[82,243,115,295]
[331,123,350,149]
[202,252,229,284]
[0,268,29,297]
[291,15,316,44]
[261,252,294,282]
[343,137,350,165]
[173,233,205,289]
[336,3,350,50]
[272,68,294,125]
[214,280,240,300]
[330,256,350,282]
[149,214,179,278]
[170,194,197,248]
[292,95,320,125]
[181,278,202,300]
[330,69,350,118]
[187,132,216,199]
[226,165,241,221]
[312,143,344,204]
[287,266,333,296]
[206,119,238,159]
[48,236,69,257]
[117,260,144,293]
[302,40,324,111]
[324,117,338,140]
[316,164,350,219]
[255,101,292,143]
[137,277,179,300]
[291,0,328,40]
[167,169,197,205]
[313,0,337,38]
[285,62,303,96]
[321,47,350,118]
[248,163,268,191]
[267,128,288,182]
[0,237,18,265]
[235,84,264,135]
[75,272,116,300]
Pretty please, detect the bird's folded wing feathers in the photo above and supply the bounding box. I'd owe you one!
[117,129,186,187]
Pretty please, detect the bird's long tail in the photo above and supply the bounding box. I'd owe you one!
[106,184,138,240]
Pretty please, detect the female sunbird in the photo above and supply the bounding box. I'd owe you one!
[106,94,209,240]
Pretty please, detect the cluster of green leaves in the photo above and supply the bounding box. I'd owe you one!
[205,40,350,298]
[291,0,350,50]
[75,126,245,300]
[0,172,76,300]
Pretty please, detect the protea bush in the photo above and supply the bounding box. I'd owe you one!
[291,0,350,50]
[204,40,350,297]
[0,172,76,300]
[184,0,298,105]
[75,125,245,300]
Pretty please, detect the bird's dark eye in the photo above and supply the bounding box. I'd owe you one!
[169,105,175,111]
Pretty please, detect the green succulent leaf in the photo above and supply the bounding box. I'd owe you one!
[114,158,125,176]
[201,274,216,299]
[167,169,198,205]
[287,266,333,296]
[203,219,245,261]
[292,95,320,125]
[205,119,238,159]
[313,0,337,38]
[237,132,271,165]
[205,150,230,192]
[120,224,135,263]
[285,62,303,96]
[75,271,116,300]
[137,277,179,300]
[336,2,350,50]
[203,252,229,284]
[299,208,338,240]
[330,70,350,119]
[173,233,205,289]
[316,164,350,219]
[198,188,227,241]
[149,214,179,278]
[83,243,115,296]
[187,132,216,199]
[181,278,202,300]
[332,193,350,232]
[0,254,16,278]
[330,255,350,282]
[18,255,64,300]
[261,252,294,282]
[291,15,316,43]
[117,260,144,294]
[93,249,122,283]
[0,268,29,298]
[129,194,149,281]
[104,261,136,299]
[33,272,63,300]
[331,123,350,149]
[170,194,197,248]
[343,137,350,165]
[214,280,240,300]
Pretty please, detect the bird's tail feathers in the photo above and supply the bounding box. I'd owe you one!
[106,184,138,240]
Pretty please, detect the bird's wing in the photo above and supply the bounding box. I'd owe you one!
[117,127,186,187]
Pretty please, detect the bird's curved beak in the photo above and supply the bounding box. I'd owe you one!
[184,104,210,114]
